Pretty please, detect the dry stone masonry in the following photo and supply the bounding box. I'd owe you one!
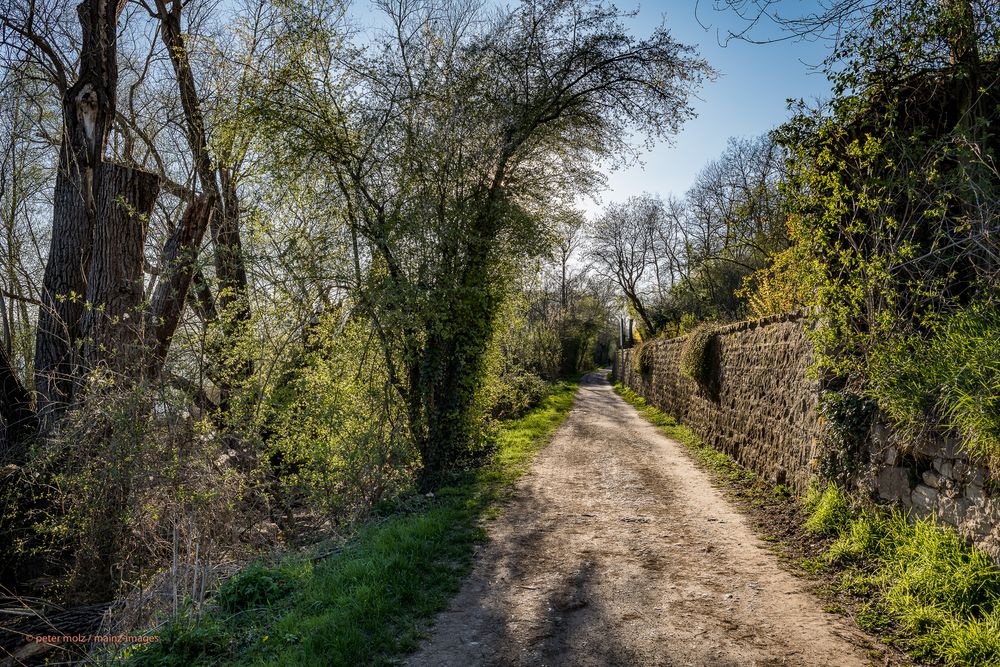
[613,313,1000,562]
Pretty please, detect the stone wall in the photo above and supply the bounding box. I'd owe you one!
[613,312,822,494]
[613,314,1000,561]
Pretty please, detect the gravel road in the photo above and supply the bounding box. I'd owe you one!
[406,371,876,667]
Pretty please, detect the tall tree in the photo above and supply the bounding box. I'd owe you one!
[265,0,712,487]
[31,0,128,425]
[151,0,254,397]
[589,195,664,336]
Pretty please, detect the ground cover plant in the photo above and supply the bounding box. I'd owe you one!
[121,381,578,666]
[804,484,1000,666]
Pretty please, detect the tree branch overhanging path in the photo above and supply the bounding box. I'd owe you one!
[260,0,716,489]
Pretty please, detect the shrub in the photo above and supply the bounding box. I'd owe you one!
[817,391,877,483]
[867,301,1000,469]
[267,319,416,524]
[215,562,295,613]
[489,369,549,421]
[737,242,820,318]
[679,324,720,390]
[20,374,263,601]
[630,342,654,376]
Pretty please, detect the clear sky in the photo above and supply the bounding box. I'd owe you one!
[581,1,833,215]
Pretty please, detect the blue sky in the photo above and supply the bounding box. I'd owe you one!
[581,1,833,214]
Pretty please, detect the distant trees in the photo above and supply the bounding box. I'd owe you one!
[589,195,666,336]
[588,135,790,336]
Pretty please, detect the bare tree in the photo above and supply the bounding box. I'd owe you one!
[589,195,665,336]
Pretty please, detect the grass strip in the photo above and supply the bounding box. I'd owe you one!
[803,483,1000,665]
[123,380,578,667]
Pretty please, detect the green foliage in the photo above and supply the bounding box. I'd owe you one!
[817,391,877,483]
[774,0,1000,466]
[129,615,230,667]
[15,376,259,600]
[487,368,549,421]
[737,242,819,318]
[803,484,1000,664]
[267,317,415,521]
[125,382,577,667]
[631,342,654,376]
[215,563,296,614]
[866,301,1000,467]
[803,483,851,535]
[679,324,720,390]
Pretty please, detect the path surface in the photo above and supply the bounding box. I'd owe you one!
[407,372,877,667]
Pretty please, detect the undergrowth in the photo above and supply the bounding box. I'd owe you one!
[803,483,1000,665]
[866,301,1000,471]
[120,381,578,667]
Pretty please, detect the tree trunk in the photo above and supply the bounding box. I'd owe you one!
[34,0,125,427]
[413,241,499,490]
[156,0,253,394]
[0,344,36,463]
[80,163,159,374]
[145,194,215,379]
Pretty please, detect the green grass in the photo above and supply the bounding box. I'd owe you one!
[123,381,578,667]
[867,300,1000,470]
[804,488,1000,665]
[802,482,851,535]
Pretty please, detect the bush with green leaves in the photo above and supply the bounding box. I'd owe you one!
[215,562,296,613]
[679,325,720,390]
[12,374,263,601]
[774,0,1000,466]
[817,391,877,483]
[488,369,550,421]
[267,318,416,524]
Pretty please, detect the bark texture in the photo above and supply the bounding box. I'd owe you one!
[146,194,215,378]
[0,344,36,462]
[80,163,160,373]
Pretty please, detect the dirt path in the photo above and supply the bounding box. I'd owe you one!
[406,371,878,667]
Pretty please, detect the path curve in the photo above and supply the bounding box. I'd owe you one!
[407,371,875,667]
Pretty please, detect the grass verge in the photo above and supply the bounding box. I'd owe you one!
[122,381,578,667]
[615,380,1000,666]
[803,483,1000,665]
